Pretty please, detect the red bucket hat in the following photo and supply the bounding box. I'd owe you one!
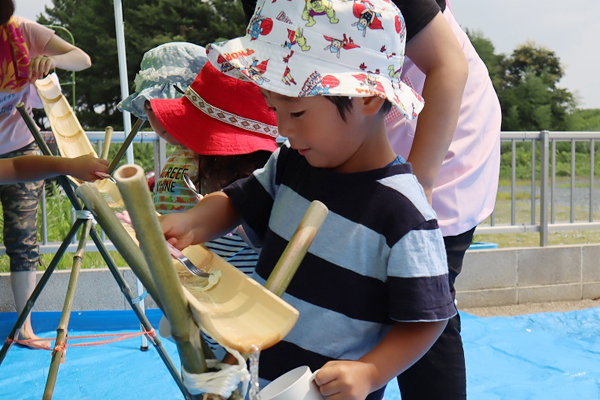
[150,62,279,155]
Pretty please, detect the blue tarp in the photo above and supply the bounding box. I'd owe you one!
[1,307,599,399]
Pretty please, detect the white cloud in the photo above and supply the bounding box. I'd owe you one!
[16,0,51,22]
[451,0,600,109]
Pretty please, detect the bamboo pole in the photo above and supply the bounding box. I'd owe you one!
[264,201,328,297]
[16,102,55,156]
[43,219,93,400]
[87,228,191,399]
[101,126,114,160]
[113,164,207,377]
[75,183,161,309]
[108,118,144,174]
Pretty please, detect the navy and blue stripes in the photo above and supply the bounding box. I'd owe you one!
[223,143,455,383]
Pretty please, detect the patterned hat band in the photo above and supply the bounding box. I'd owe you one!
[184,86,279,138]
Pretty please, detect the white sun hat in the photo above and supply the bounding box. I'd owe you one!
[117,42,208,119]
[206,0,423,119]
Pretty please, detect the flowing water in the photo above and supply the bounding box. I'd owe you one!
[248,347,261,400]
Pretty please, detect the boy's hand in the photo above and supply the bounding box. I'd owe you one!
[315,360,376,400]
[159,213,196,251]
[67,155,109,181]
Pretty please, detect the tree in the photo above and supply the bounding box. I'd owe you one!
[499,42,576,131]
[570,109,600,131]
[37,0,246,130]
[467,33,577,131]
[503,41,563,87]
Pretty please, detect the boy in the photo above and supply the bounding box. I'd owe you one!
[161,0,455,398]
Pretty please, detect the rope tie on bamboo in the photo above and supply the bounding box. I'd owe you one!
[181,349,250,398]
[181,322,250,398]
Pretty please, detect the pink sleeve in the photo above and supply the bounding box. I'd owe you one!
[15,16,55,57]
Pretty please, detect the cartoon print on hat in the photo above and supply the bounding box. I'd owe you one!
[302,0,339,26]
[206,0,424,120]
[284,28,311,51]
[352,0,383,37]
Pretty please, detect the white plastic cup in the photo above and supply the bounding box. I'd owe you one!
[259,366,324,400]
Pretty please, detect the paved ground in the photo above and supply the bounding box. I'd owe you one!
[461,298,600,317]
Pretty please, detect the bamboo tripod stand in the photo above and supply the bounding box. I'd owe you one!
[0,105,192,400]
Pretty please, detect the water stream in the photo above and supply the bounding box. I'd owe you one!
[248,347,261,400]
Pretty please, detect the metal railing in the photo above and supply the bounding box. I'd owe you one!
[475,131,600,246]
[2,130,600,258]
[0,131,164,257]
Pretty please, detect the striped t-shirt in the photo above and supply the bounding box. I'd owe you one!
[223,142,455,384]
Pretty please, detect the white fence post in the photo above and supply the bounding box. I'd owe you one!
[540,130,550,246]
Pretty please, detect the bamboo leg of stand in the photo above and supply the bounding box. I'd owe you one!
[0,219,83,365]
[101,126,113,160]
[108,118,144,174]
[17,102,55,156]
[16,104,84,212]
[15,100,189,397]
[43,219,93,400]
[90,229,191,400]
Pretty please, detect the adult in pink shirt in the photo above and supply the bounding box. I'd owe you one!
[0,0,91,349]
[388,0,501,399]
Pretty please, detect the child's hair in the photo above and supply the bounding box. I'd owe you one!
[327,97,393,121]
[1,0,15,25]
[198,150,272,194]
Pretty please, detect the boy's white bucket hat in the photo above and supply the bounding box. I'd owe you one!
[206,0,423,119]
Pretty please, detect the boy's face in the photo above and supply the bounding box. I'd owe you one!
[261,90,386,174]
[144,101,181,146]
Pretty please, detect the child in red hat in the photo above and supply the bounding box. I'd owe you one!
[145,60,279,359]
[146,61,278,201]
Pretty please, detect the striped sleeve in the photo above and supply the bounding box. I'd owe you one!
[222,147,282,245]
[388,220,456,322]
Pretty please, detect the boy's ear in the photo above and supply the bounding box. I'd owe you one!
[357,96,386,116]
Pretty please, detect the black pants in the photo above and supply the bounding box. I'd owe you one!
[397,227,475,400]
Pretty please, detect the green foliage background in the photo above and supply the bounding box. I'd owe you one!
[35,0,246,130]
[0,2,596,263]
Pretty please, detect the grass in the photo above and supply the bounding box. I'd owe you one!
[0,183,126,273]
[1,156,600,272]
[2,181,599,272]
[475,181,600,247]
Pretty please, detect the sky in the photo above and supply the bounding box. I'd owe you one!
[18,0,600,109]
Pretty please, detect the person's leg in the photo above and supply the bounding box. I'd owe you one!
[10,270,41,337]
[1,144,48,348]
[397,227,475,400]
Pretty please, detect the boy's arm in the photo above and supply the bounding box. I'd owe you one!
[315,320,447,399]
[404,12,468,203]
[160,191,242,250]
[0,155,108,183]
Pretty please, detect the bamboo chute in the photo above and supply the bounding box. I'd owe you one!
[108,165,300,353]
[34,76,96,159]
[34,76,330,398]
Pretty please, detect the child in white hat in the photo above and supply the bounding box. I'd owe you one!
[161,0,454,398]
